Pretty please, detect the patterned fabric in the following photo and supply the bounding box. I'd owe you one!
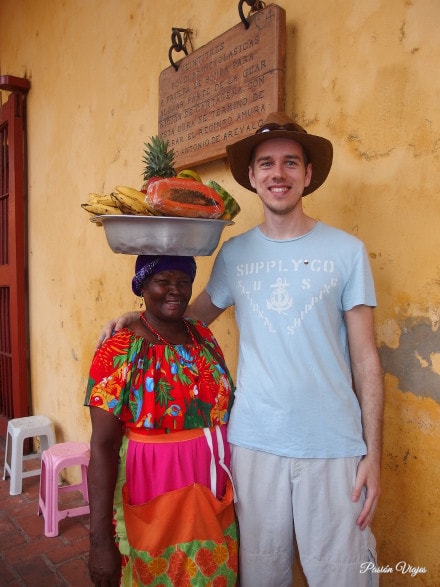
[85,319,234,434]
[112,433,238,586]
[123,478,238,587]
[85,320,238,585]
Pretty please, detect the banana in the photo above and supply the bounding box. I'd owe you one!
[81,202,123,216]
[115,185,146,202]
[177,169,202,182]
[81,193,122,225]
[87,193,115,206]
[115,185,157,215]
[111,191,151,215]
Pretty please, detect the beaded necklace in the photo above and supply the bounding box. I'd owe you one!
[139,313,229,408]
[140,312,197,347]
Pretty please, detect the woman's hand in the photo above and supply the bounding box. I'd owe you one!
[88,537,122,586]
[95,311,141,349]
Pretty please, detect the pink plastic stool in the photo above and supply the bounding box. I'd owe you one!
[38,442,90,537]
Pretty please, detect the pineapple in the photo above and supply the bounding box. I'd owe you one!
[141,135,176,193]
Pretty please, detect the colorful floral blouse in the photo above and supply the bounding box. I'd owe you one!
[84,320,234,434]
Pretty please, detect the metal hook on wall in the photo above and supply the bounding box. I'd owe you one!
[238,0,266,29]
[168,28,193,71]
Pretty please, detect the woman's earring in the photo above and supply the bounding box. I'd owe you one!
[139,295,144,309]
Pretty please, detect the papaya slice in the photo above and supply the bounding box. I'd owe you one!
[145,177,225,219]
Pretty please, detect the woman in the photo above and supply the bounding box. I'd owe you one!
[85,255,237,587]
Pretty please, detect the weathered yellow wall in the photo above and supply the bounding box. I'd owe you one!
[1,1,439,584]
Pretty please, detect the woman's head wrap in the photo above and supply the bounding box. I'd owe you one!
[132,255,197,296]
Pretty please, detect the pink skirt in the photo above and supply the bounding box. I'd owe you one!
[125,426,231,505]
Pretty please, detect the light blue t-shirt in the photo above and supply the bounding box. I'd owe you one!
[206,222,377,458]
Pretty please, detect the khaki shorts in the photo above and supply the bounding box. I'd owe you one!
[231,445,378,587]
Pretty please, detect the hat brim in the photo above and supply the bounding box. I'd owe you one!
[226,129,333,196]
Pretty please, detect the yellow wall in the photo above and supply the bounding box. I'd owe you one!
[1,1,439,584]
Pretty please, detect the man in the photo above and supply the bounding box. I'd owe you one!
[103,112,383,587]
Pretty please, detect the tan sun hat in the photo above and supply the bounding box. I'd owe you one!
[226,112,333,196]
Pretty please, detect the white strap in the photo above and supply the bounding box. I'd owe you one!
[204,426,237,503]
[215,426,237,503]
[203,427,217,495]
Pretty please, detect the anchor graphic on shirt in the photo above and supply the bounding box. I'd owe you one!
[266,277,293,314]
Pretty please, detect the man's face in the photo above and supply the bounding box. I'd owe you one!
[248,138,312,215]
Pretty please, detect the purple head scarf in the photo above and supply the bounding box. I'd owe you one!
[132,255,197,296]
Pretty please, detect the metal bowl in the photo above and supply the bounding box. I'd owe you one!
[93,215,234,256]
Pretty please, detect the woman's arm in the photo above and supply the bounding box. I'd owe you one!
[87,406,123,586]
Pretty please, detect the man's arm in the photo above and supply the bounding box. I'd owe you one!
[96,311,141,349]
[345,304,384,530]
[186,289,225,324]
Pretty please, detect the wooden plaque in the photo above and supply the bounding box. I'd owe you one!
[159,4,286,170]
